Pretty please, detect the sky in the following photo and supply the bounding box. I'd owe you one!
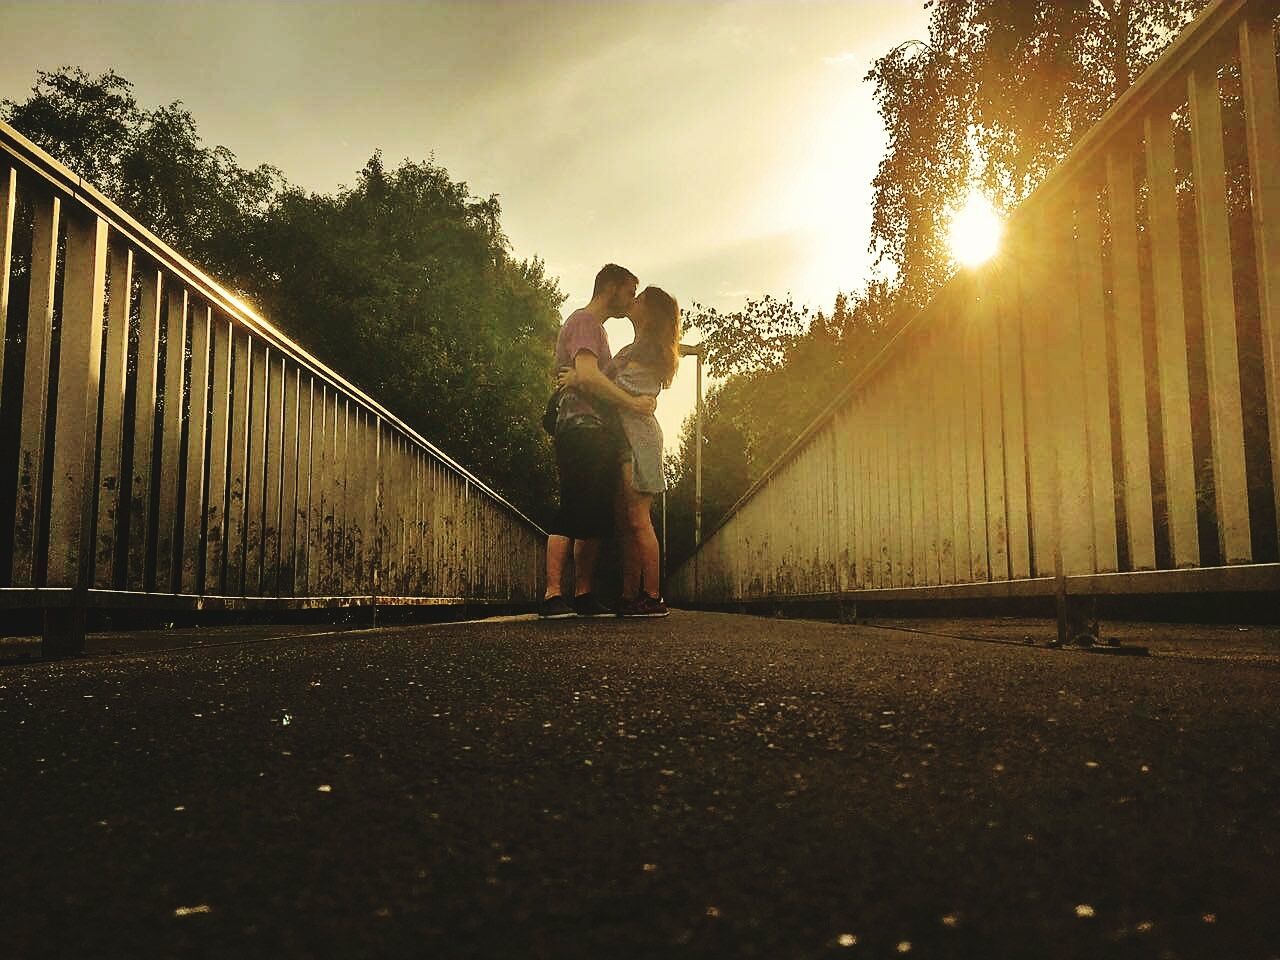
[0,0,931,451]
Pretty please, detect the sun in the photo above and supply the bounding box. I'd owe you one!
[947,189,1002,267]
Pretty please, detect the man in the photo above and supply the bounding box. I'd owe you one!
[541,264,656,618]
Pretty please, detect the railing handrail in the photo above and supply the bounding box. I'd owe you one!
[0,116,544,535]
[685,0,1253,552]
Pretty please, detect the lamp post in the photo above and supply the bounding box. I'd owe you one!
[678,343,705,546]
[671,342,704,599]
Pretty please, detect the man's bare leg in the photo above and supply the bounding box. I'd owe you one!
[545,534,572,599]
[573,538,601,597]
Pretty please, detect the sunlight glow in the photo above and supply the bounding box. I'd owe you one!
[947,189,1002,267]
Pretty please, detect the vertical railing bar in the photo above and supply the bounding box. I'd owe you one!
[1015,238,1056,577]
[919,337,942,586]
[890,365,910,586]
[449,461,457,595]
[415,445,425,595]
[13,193,60,586]
[180,301,211,594]
[963,288,991,581]
[1188,61,1253,563]
[851,399,865,590]
[948,310,974,582]
[94,243,133,588]
[263,353,285,596]
[1143,109,1202,568]
[309,382,327,596]
[837,407,852,592]
[908,348,927,586]
[1239,10,1280,542]
[244,341,269,595]
[0,167,16,423]
[1048,197,1095,576]
[46,210,107,588]
[126,267,161,590]
[154,284,188,592]
[203,315,232,595]
[362,409,375,595]
[929,335,955,585]
[336,396,350,595]
[295,373,314,597]
[996,258,1032,580]
[877,377,892,588]
[978,272,1010,582]
[374,416,383,601]
[400,435,410,595]
[386,433,397,596]
[1075,178,1122,572]
[279,363,300,595]
[1106,148,1159,569]
[224,328,251,596]
[325,388,339,594]
[429,454,439,596]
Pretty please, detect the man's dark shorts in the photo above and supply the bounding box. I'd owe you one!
[550,424,618,540]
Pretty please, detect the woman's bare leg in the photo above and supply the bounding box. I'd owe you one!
[634,498,660,596]
[618,471,658,599]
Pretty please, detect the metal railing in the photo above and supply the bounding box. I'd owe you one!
[669,0,1279,611]
[0,119,545,653]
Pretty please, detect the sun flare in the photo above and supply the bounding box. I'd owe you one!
[947,190,1002,267]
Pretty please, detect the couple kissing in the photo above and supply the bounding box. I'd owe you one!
[541,263,678,620]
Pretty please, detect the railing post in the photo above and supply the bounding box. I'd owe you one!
[1188,61,1252,564]
[1107,148,1158,570]
[0,167,15,452]
[1239,7,1280,545]
[44,210,108,655]
[181,302,212,594]
[203,316,233,594]
[154,285,188,592]
[94,244,133,589]
[13,193,59,587]
[126,268,162,591]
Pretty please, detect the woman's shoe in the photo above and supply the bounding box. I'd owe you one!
[618,594,668,618]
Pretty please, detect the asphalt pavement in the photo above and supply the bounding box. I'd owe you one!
[1,611,1276,959]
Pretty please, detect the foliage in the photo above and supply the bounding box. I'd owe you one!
[681,293,810,377]
[865,0,1204,306]
[248,155,564,515]
[663,282,901,570]
[3,67,564,520]
[664,0,1279,572]
[3,67,286,284]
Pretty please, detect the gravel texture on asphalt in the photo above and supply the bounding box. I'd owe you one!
[1,611,1276,959]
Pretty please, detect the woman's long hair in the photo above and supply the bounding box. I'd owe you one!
[630,286,681,389]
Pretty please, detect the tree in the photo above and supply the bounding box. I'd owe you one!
[2,67,286,286]
[664,281,900,571]
[865,0,1204,306]
[247,153,565,516]
[3,67,564,520]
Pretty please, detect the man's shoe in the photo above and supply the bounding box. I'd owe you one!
[571,593,613,617]
[539,595,576,619]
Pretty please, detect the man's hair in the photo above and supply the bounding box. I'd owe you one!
[593,263,638,298]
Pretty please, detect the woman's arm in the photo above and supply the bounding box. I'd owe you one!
[564,353,656,415]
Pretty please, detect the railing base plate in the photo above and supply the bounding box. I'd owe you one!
[42,607,87,658]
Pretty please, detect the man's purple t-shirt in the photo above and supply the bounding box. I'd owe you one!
[555,308,612,429]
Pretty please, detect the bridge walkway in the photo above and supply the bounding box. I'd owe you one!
[2,611,1276,958]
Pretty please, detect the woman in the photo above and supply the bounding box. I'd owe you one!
[561,286,680,618]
